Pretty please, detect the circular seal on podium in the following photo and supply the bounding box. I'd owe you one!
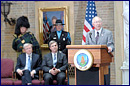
[74,49,94,71]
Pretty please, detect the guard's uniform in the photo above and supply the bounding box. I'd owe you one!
[12,32,42,58]
[49,31,71,55]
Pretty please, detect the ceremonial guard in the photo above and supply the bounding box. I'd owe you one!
[12,16,42,58]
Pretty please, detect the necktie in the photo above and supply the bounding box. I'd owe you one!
[96,32,99,44]
[53,54,57,67]
[28,56,31,71]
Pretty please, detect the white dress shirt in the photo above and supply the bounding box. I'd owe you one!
[49,52,61,73]
[52,53,57,67]
[17,53,36,74]
[95,27,102,38]
[24,53,32,70]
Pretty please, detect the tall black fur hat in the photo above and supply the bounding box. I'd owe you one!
[14,16,30,36]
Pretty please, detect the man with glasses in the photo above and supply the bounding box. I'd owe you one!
[86,16,114,52]
[85,16,114,85]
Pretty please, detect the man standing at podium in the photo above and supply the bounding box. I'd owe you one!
[85,16,114,52]
[85,16,114,85]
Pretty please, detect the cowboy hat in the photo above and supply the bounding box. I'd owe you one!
[53,19,65,26]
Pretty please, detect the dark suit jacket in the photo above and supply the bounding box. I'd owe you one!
[42,51,68,73]
[15,53,42,77]
[49,31,71,54]
[86,28,114,51]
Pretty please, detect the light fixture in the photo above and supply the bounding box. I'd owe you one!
[1,1,15,26]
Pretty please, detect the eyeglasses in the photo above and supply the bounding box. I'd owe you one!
[93,21,102,23]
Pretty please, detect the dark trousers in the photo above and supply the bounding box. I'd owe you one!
[104,68,110,85]
[43,72,66,85]
[76,67,110,85]
[16,70,32,85]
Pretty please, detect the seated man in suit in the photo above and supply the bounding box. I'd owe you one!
[15,43,42,85]
[42,40,68,85]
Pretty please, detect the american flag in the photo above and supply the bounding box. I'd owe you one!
[43,12,50,42]
[82,1,97,45]
[43,21,49,42]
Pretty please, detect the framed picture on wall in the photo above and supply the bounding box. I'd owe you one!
[39,6,69,48]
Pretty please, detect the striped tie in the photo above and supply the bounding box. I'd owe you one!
[53,54,57,67]
[96,32,99,44]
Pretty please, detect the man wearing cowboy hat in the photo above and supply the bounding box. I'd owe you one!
[49,19,71,59]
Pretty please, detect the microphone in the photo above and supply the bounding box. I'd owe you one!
[89,32,92,39]
[89,32,95,43]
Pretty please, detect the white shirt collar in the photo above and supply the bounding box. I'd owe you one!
[95,27,102,37]
[26,53,32,58]
[52,52,57,56]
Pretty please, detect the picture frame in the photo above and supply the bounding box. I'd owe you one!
[38,6,69,48]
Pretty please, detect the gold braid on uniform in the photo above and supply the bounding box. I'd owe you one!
[13,34,17,38]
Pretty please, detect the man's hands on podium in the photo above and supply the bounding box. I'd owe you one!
[108,47,112,53]
[50,67,60,75]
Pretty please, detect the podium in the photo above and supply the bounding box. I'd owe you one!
[66,45,113,85]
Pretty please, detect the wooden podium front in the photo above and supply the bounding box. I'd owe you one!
[66,45,113,85]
